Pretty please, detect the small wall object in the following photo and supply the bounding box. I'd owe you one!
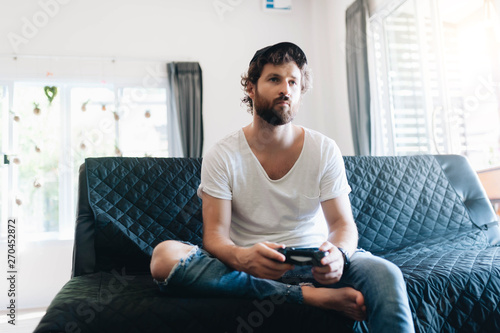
[263,0,291,11]
[145,110,151,118]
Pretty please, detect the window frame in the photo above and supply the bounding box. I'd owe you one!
[0,77,169,240]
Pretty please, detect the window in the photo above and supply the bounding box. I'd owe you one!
[370,0,499,169]
[0,58,169,239]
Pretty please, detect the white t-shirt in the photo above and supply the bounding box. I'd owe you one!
[197,127,351,248]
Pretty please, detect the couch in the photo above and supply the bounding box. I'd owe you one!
[35,155,500,332]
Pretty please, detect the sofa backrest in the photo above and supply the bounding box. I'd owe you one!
[73,157,203,277]
[344,155,499,253]
[72,155,499,277]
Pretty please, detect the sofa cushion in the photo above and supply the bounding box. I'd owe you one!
[85,157,203,274]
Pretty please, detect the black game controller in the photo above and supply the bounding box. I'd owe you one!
[277,247,328,266]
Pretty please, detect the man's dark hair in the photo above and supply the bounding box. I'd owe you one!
[241,42,312,114]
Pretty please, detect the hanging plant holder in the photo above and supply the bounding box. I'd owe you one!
[44,86,58,105]
[33,102,41,115]
[81,100,90,112]
[10,110,20,122]
[33,179,42,188]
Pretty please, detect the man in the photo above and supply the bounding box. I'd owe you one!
[150,42,414,332]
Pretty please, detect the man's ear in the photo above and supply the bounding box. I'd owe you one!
[247,82,256,100]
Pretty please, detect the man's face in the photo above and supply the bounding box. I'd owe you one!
[249,62,302,126]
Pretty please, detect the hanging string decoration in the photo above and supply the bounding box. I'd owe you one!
[33,102,41,115]
[81,100,90,111]
[44,86,58,105]
[10,110,20,122]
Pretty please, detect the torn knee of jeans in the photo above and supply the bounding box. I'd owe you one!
[154,245,199,285]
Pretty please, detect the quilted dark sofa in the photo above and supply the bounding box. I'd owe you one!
[35,155,500,333]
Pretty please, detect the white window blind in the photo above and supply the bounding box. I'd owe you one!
[369,0,497,169]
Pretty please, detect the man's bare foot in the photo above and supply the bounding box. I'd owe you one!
[301,286,367,321]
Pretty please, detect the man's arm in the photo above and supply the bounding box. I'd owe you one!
[312,193,358,285]
[201,192,294,280]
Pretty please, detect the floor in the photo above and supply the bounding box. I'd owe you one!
[0,307,47,333]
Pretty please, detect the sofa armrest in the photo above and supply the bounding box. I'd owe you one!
[72,163,96,277]
[434,155,500,245]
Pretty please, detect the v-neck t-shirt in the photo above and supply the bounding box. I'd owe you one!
[197,127,351,248]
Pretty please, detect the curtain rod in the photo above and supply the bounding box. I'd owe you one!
[0,54,188,63]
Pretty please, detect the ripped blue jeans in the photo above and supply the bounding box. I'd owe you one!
[156,246,303,304]
[155,246,414,333]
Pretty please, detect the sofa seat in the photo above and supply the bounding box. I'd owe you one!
[35,272,353,333]
[385,240,500,332]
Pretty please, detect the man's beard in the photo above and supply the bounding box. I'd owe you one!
[253,91,299,126]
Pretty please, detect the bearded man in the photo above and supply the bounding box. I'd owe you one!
[150,42,414,332]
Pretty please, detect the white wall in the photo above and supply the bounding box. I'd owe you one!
[308,0,355,155]
[0,0,355,310]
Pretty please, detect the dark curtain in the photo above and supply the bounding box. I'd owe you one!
[346,0,371,156]
[167,62,204,158]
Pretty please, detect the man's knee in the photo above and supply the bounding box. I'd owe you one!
[351,254,405,290]
[150,240,195,281]
[366,256,402,279]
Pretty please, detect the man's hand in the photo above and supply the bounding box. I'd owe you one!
[237,242,294,280]
[312,241,344,285]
